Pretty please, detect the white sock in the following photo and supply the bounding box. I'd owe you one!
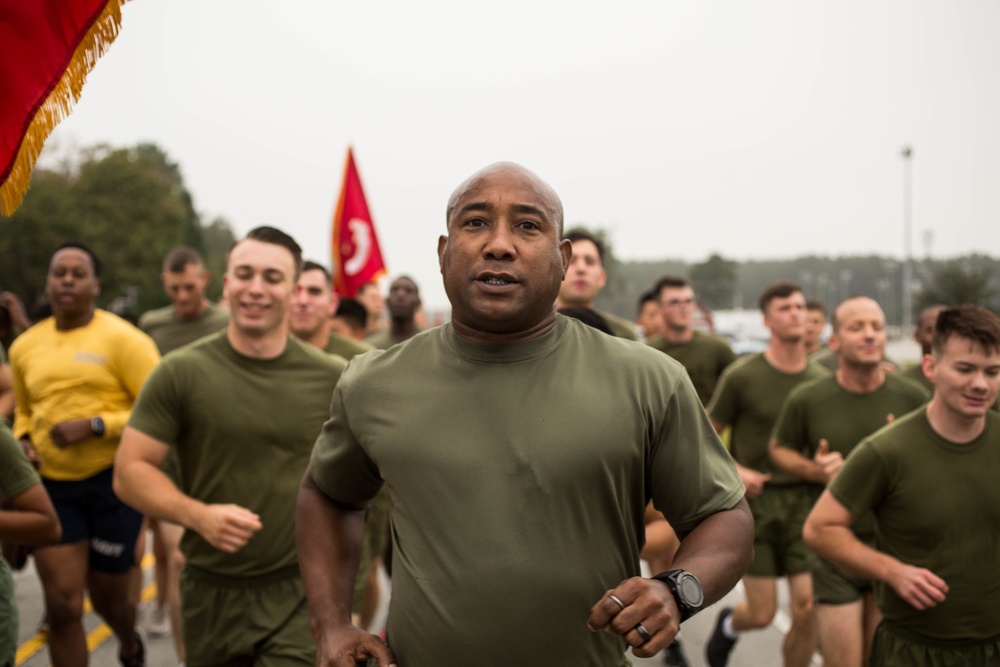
[722,612,738,639]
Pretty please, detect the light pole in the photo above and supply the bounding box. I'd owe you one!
[901,146,913,335]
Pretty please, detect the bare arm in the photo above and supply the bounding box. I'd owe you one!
[113,426,261,553]
[0,292,31,333]
[0,363,13,422]
[295,469,395,667]
[641,504,680,568]
[804,489,947,610]
[711,418,770,498]
[588,498,754,658]
[669,497,754,604]
[769,436,842,485]
[0,484,61,545]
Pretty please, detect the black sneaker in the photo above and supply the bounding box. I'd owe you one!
[705,607,737,667]
[663,638,690,667]
[119,630,146,667]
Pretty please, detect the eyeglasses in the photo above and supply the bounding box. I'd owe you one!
[661,298,694,308]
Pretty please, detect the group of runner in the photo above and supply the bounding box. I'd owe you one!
[0,161,997,667]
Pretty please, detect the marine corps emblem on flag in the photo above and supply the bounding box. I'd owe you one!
[331,148,387,296]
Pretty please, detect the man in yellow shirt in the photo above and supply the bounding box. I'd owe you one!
[10,242,160,667]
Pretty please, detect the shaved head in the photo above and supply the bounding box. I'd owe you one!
[446,162,564,234]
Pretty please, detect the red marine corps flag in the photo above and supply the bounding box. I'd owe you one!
[1,0,126,215]
[331,148,387,296]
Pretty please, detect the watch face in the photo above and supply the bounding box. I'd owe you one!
[679,574,704,607]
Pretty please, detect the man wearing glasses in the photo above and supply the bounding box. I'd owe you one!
[646,275,736,406]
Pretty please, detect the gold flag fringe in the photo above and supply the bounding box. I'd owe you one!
[0,0,126,217]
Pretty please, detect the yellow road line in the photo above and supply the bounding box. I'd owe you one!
[15,553,157,666]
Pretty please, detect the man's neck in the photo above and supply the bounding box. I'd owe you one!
[55,308,95,331]
[390,318,420,340]
[764,337,807,373]
[836,361,885,394]
[451,311,557,346]
[661,326,694,345]
[293,326,329,351]
[175,299,209,322]
[227,325,289,360]
[925,398,988,444]
[804,340,822,355]
[555,296,594,311]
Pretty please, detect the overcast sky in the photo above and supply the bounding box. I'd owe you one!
[42,1,1000,309]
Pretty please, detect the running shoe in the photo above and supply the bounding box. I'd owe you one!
[663,638,690,666]
[119,629,147,667]
[146,603,171,637]
[706,607,737,667]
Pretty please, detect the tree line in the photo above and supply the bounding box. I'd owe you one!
[0,143,236,319]
[590,237,999,325]
[2,143,995,329]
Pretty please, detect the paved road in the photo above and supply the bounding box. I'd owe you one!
[13,550,818,666]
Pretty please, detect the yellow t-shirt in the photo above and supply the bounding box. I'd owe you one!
[10,310,160,480]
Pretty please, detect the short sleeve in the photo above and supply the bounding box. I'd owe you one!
[127,361,183,446]
[828,440,888,519]
[308,380,383,506]
[649,373,744,532]
[707,364,738,427]
[773,390,809,456]
[0,426,40,500]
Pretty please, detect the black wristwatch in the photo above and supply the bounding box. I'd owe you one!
[652,569,704,622]
[91,416,106,437]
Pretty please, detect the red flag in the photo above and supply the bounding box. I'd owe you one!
[1,0,126,216]
[331,148,387,296]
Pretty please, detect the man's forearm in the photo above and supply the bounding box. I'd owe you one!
[295,470,368,631]
[113,459,203,529]
[668,497,754,605]
[769,441,820,483]
[803,521,897,583]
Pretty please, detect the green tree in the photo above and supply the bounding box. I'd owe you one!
[201,216,238,300]
[916,259,999,311]
[0,142,225,317]
[690,253,738,310]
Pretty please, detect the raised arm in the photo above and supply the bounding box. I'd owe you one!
[0,361,14,422]
[113,425,261,553]
[804,489,947,610]
[671,498,754,602]
[769,436,842,485]
[588,498,754,658]
[711,417,770,498]
[0,483,61,545]
[295,469,395,667]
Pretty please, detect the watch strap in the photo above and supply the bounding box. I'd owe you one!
[651,569,703,622]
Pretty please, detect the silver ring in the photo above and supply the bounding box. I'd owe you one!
[634,623,652,643]
[608,594,625,610]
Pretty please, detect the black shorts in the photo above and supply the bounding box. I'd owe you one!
[43,468,142,573]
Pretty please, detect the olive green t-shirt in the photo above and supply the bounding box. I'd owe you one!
[138,303,230,356]
[830,409,1000,641]
[899,362,933,394]
[1,425,41,663]
[310,315,744,667]
[323,332,374,360]
[600,311,639,341]
[647,331,737,406]
[128,332,345,577]
[364,327,419,350]
[708,353,829,484]
[773,373,929,534]
[809,347,838,372]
